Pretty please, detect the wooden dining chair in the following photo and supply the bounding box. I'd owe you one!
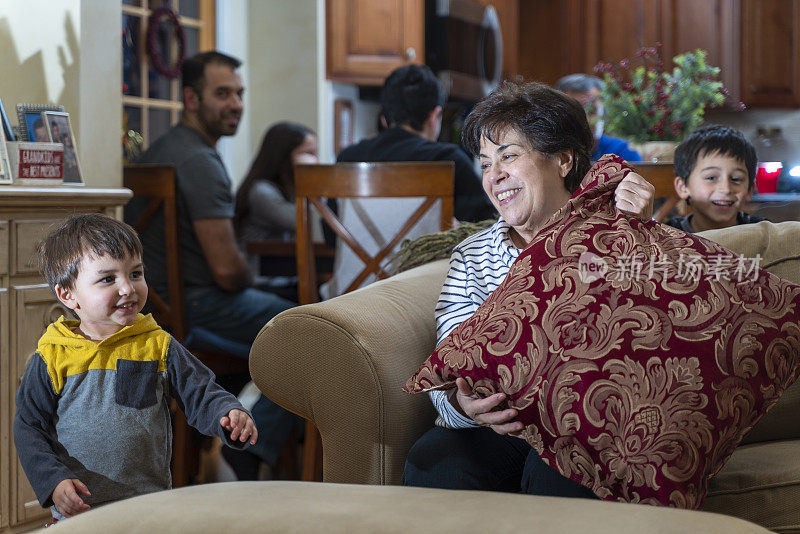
[632,162,688,222]
[291,161,455,481]
[294,161,456,305]
[123,164,252,486]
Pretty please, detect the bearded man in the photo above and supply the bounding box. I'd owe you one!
[131,51,297,480]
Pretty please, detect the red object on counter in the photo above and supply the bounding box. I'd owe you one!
[756,162,782,194]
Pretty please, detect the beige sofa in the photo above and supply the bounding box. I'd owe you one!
[43,222,798,533]
[248,221,800,533]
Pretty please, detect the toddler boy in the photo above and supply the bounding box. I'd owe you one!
[666,125,765,232]
[14,214,257,522]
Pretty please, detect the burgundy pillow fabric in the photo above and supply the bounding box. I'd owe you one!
[404,155,800,508]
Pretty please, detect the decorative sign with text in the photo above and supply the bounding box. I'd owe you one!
[7,141,64,184]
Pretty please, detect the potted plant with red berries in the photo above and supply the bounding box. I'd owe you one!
[594,44,740,162]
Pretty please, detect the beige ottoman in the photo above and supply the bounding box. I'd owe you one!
[42,481,770,533]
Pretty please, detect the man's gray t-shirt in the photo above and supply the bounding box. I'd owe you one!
[128,124,233,293]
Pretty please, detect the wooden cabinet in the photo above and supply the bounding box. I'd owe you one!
[326,0,425,86]
[658,0,740,103]
[518,0,798,108]
[0,187,131,532]
[567,0,661,74]
[741,0,800,107]
[326,0,522,86]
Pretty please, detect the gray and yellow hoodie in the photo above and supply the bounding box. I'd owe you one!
[14,313,249,516]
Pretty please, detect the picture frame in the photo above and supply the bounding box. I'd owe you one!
[333,98,354,156]
[0,95,15,142]
[16,103,64,142]
[43,111,83,185]
[0,119,12,185]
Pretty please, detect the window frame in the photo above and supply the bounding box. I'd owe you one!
[122,0,215,150]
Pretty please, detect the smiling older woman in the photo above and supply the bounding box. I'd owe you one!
[401,81,655,497]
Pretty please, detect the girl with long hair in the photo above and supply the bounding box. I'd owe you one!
[234,122,320,300]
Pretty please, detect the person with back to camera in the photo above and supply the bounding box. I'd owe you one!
[666,124,765,233]
[402,81,655,497]
[555,74,641,163]
[234,122,322,301]
[337,64,495,223]
[14,214,256,524]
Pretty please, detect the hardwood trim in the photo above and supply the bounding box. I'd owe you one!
[0,187,131,207]
[122,96,183,109]
[199,0,216,51]
[294,162,455,198]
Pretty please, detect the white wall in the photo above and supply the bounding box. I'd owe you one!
[79,0,122,187]
[315,1,380,163]
[216,0,251,189]
[706,108,800,164]
[221,0,383,183]
[219,0,321,189]
[0,0,121,188]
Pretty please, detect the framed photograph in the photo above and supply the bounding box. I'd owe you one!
[16,103,64,142]
[0,120,12,184]
[333,98,354,156]
[43,111,83,185]
[0,96,15,142]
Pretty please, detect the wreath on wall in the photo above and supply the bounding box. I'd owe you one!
[146,7,186,79]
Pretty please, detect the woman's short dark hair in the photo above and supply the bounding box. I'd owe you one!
[673,125,757,188]
[462,81,594,194]
[234,122,315,233]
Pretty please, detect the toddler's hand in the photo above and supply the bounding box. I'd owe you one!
[53,478,91,517]
[220,409,258,445]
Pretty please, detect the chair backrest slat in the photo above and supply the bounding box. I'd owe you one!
[294,162,455,198]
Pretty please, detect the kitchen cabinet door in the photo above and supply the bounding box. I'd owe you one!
[741,0,800,107]
[518,0,661,84]
[570,0,662,72]
[326,0,424,86]
[658,0,740,103]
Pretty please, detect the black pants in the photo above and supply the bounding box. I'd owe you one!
[402,426,597,499]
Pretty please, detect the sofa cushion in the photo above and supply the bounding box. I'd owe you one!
[696,221,800,445]
[404,156,800,509]
[705,439,800,532]
[43,481,771,534]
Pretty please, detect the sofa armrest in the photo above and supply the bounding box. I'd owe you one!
[250,260,449,484]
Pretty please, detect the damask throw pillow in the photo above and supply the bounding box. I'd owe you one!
[403,155,800,508]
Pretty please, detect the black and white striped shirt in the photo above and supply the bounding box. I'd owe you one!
[430,218,521,428]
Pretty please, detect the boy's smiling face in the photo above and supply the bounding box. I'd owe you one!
[55,252,147,341]
[674,150,754,232]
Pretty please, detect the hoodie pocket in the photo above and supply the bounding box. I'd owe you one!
[115,359,158,409]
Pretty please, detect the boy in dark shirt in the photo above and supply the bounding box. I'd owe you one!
[14,214,256,522]
[666,125,764,232]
